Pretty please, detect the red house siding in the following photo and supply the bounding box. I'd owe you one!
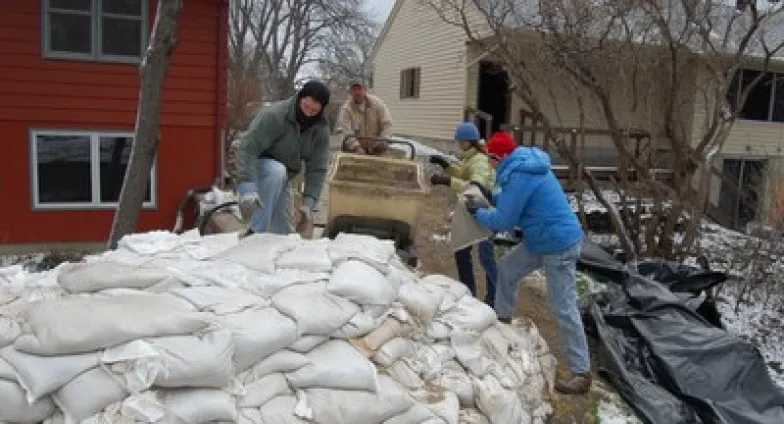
[0,0,228,244]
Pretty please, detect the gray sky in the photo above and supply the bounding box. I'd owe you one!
[367,0,395,24]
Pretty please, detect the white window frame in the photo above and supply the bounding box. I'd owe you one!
[41,0,149,63]
[30,129,158,210]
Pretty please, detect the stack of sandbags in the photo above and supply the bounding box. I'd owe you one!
[0,231,556,424]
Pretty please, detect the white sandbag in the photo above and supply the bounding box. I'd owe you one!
[306,375,413,424]
[450,331,492,377]
[438,365,475,407]
[145,329,234,388]
[420,275,470,312]
[249,269,331,296]
[258,396,310,424]
[411,389,460,424]
[328,233,396,266]
[276,239,333,272]
[1,316,21,347]
[356,317,412,355]
[409,344,455,381]
[387,359,424,389]
[163,388,238,423]
[383,404,441,424]
[222,307,298,371]
[14,294,209,355]
[0,347,100,402]
[374,337,415,367]
[238,407,265,424]
[426,321,452,340]
[0,378,57,423]
[0,357,16,380]
[437,295,497,332]
[239,372,292,407]
[327,260,399,307]
[145,276,188,293]
[169,286,267,314]
[57,261,170,293]
[244,350,309,381]
[474,375,527,424]
[286,339,378,392]
[288,335,328,353]
[214,233,302,274]
[272,282,360,336]
[164,259,255,290]
[53,367,128,424]
[397,280,445,325]
[459,409,491,424]
[331,310,379,339]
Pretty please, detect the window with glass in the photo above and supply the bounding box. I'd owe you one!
[43,0,147,62]
[727,68,784,123]
[32,130,156,209]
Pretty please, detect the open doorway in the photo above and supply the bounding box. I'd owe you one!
[719,158,768,229]
[476,61,510,138]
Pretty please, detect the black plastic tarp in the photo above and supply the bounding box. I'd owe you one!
[578,240,784,424]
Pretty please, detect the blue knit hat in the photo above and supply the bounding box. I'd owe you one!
[454,122,480,142]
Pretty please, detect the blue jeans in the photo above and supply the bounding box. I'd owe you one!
[495,241,590,373]
[455,239,498,307]
[236,158,293,234]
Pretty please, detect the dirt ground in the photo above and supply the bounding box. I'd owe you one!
[416,186,602,424]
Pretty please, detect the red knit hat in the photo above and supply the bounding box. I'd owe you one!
[486,131,517,160]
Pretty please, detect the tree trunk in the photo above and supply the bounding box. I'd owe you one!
[107,0,183,249]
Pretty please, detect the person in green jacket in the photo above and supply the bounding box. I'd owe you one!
[234,81,331,234]
[429,122,498,306]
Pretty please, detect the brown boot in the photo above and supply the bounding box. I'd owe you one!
[555,373,592,395]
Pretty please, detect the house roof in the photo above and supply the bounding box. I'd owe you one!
[369,0,405,63]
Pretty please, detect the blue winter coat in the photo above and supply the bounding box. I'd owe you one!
[475,147,583,254]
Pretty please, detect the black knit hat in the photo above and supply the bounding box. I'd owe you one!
[298,80,331,107]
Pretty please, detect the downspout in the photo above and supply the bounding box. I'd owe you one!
[214,0,229,187]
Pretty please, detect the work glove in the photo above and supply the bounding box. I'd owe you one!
[296,197,316,238]
[238,191,263,223]
[430,173,452,186]
[465,195,481,215]
[468,181,493,203]
[429,155,450,169]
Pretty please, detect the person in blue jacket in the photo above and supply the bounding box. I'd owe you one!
[464,135,592,395]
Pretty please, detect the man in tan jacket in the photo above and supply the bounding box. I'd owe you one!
[337,78,393,155]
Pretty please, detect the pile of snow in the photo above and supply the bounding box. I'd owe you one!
[0,230,556,423]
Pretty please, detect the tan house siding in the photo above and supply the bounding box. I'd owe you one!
[371,0,471,140]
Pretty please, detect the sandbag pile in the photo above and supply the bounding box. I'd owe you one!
[0,230,556,424]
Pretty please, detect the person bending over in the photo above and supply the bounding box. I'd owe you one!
[234,81,331,235]
[465,135,592,395]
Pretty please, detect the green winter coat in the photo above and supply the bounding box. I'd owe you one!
[235,97,331,203]
[446,147,494,194]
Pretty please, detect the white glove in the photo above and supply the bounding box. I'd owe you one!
[239,192,263,222]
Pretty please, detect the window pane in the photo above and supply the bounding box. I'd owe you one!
[49,13,92,54]
[36,135,92,204]
[739,70,774,121]
[99,136,151,203]
[102,0,143,16]
[50,0,91,11]
[101,17,142,57]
